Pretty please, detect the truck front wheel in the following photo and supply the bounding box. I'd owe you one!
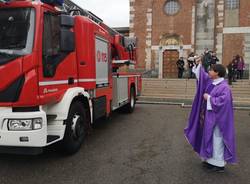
[61,101,87,154]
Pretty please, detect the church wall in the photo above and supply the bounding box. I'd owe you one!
[222,0,250,75]
[214,0,224,62]
[130,0,250,78]
[152,0,194,46]
[130,0,153,70]
[239,0,250,27]
[223,34,244,65]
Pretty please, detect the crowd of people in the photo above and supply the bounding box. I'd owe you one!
[176,49,245,85]
[176,49,220,79]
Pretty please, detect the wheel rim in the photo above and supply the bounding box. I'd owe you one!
[71,114,84,140]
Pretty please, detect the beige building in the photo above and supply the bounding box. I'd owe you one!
[130,0,250,78]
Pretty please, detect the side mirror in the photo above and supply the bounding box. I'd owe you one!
[59,15,75,52]
[60,14,74,27]
[60,29,75,52]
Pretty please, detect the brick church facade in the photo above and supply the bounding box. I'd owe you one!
[129,0,250,78]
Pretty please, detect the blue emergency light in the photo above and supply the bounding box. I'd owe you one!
[41,0,64,6]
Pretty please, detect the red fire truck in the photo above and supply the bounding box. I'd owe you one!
[0,0,141,154]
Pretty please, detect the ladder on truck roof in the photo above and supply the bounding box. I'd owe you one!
[63,0,103,24]
[0,0,121,36]
[0,0,136,50]
[63,0,119,36]
[62,1,137,68]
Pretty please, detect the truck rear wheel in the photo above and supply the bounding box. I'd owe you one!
[61,101,87,155]
[124,87,136,113]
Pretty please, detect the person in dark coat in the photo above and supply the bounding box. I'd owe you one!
[202,48,212,72]
[237,56,245,79]
[232,56,238,82]
[176,57,185,78]
[210,52,219,66]
[227,61,233,85]
[187,53,195,78]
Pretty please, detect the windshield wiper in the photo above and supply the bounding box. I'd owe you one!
[1,44,26,50]
[0,51,19,57]
[0,51,11,55]
[0,52,20,66]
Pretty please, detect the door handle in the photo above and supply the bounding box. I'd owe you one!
[68,77,74,85]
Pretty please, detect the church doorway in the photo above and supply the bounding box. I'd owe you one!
[163,50,179,78]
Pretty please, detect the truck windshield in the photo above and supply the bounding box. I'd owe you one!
[0,8,35,56]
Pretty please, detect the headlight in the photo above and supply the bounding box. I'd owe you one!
[8,118,43,131]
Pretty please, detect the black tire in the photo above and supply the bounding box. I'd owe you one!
[60,101,87,155]
[124,87,136,113]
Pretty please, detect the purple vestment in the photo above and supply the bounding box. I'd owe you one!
[184,66,237,163]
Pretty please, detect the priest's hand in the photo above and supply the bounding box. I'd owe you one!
[203,93,209,100]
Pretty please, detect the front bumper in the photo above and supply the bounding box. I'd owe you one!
[0,107,47,148]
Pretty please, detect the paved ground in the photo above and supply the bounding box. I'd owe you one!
[0,104,249,184]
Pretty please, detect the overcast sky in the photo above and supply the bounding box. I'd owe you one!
[71,0,129,27]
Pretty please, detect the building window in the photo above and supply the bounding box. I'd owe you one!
[164,0,180,15]
[226,0,239,10]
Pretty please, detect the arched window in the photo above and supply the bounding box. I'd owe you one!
[226,0,239,10]
[164,0,181,15]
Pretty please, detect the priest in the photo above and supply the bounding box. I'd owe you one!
[184,56,237,172]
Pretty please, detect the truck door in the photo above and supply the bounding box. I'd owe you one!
[38,11,77,103]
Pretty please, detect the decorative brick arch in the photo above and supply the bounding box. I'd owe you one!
[158,34,184,78]
[160,34,183,46]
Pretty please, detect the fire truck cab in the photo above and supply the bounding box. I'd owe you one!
[0,0,141,154]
